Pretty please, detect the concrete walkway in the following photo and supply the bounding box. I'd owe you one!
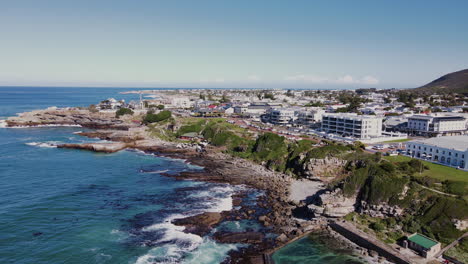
[434,232,468,258]
[416,183,458,198]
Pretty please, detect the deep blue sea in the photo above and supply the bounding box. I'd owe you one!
[0,87,365,264]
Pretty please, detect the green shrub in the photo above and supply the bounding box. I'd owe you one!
[116,107,134,117]
[370,222,385,232]
[143,110,171,124]
[443,181,468,196]
[306,144,352,159]
[176,120,206,136]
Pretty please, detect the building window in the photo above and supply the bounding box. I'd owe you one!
[449,152,452,156]
[455,153,458,157]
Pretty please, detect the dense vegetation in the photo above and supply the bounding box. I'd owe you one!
[143,110,172,124]
[148,116,468,246]
[340,153,468,245]
[115,107,134,118]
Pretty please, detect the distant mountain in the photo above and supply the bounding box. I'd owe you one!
[412,69,468,94]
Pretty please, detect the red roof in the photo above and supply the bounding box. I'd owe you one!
[208,105,217,109]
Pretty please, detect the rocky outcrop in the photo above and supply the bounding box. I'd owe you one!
[453,219,468,231]
[172,212,224,236]
[358,201,403,218]
[301,157,347,181]
[213,232,265,244]
[308,189,356,218]
[57,142,128,153]
[6,108,136,130]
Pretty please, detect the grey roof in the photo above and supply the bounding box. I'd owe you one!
[409,115,465,121]
[409,136,468,152]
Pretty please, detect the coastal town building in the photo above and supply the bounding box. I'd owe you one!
[269,108,295,125]
[407,115,466,136]
[403,233,441,259]
[405,135,468,170]
[296,108,325,127]
[321,113,383,139]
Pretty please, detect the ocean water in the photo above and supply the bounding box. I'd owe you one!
[0,87,244,264]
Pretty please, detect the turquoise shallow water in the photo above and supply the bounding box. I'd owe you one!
[0,87,362,263]
[272,236,366,264]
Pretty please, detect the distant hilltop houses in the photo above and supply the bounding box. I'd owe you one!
[113,87,468,170]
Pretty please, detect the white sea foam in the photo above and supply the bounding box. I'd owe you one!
[6,124,82,128]
[137,214,204,264]
[0,120,7,128]
[184,238,240,264]
[140,169,169,174]
[25,141,60,148]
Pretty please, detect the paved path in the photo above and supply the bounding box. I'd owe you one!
[435,232,468,258]
[415,183,458,198]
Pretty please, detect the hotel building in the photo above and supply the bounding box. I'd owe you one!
[321,113,382,139]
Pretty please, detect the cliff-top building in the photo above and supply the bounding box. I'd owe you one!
[406,135,468,170]
[407,115,466,137]
[321,113,383,139]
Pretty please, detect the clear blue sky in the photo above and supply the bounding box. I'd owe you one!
[1,0,467,89]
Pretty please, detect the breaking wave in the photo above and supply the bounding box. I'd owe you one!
[25,141,60,148]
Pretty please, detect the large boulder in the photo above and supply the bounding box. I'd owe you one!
[172,212,223,236]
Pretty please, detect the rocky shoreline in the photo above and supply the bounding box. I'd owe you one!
[4,108,371,263]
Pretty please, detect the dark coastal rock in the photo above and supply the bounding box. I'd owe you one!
[57,142,127,153]
[172,212,223,236]
[213,231,265,244]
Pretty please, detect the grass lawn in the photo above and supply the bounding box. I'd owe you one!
[381,138,412,143]
[385,155,468,182]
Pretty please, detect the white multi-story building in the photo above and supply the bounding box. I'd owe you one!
[406,136,468,170]
[269,108,295,125]
[321,113,383,139]
[170,97,193,108]
[297,108,325,127]
[407,115,466,136]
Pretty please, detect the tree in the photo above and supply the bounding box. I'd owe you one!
[116,107,134,118]
[143,110,172,124]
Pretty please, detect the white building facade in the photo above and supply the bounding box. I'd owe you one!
[269,108,295,125]
[407,115,466,136]
[405,136,468,170]
[321,113,383,139]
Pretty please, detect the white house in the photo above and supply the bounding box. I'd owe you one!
[405,136,468,170]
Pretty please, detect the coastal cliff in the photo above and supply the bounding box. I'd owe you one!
[10,107,467,264]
